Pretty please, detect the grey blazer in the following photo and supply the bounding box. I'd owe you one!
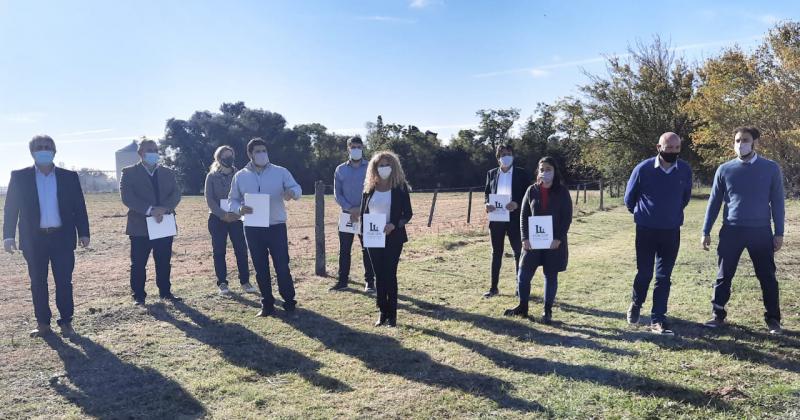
[120,163,181,237]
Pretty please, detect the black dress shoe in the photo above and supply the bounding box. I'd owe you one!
[329,283,348,291]
[375,313,387,327]
[503,305,529,318]
[483,289,499,298]
[256,306,274,317]
[387,317,396,327]
[283,303,296,313]
[133,299,146,306]
[160,294,182,302]
[541,310,553,325]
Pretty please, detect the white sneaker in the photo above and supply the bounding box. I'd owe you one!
[218,284,231,296]
[241,283,258,294]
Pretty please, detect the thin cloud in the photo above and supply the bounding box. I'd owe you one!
[355,15,416,24]
[472,35,764,79]
[410,0,443,9]
[0,112,46,124]
[58,128,115,137]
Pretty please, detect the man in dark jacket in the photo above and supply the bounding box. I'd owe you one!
[3,135,90,337]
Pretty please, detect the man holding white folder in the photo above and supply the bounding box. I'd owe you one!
[120,139,182,306]
[229,138,302,317]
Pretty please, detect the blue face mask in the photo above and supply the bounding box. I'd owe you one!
[33,150,55,165]
[143,152,160,166]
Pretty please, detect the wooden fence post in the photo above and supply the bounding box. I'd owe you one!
[466,188,473,224]
[575,184,580,205]
[427,189,438,227]
[583,183,587,203]
[314,181,326,276]
[599,179,605,210]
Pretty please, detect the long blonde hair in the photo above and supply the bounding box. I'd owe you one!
[209,145,235,172]
[364,151,410,192]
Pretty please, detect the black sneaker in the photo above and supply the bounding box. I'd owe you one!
[160,294,182,302]
[483,289,499,298]
[766,319,782,335]
[650,321,674,335]
[627,303,640,325]
[329,283,348,291]
[703,316,725,329]
[256,306,274,317]
[133,299,146,306]
[503,305,528,318]
[364,283,375,293]
[283,303,296,313]
[541,310,553,325]
[375,313,387,327]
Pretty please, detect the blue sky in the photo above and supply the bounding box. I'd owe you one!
[1,0,796,186]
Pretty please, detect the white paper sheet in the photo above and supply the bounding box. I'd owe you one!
[362,213,387,248]
[146,214,177,240]
[528,215,554,249]
[243,193,270,227]
[338,212,360,234]
[487,194,511,222]
[220,199,230,212]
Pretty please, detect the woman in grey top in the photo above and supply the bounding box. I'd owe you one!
[204,146,255,296]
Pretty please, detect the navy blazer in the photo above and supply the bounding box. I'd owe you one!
[3,166,90,254]
[520,183,572,272]
[484,166,531,223]
[359,185,413,246]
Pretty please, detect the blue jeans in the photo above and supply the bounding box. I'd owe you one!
[517,250,558,309]
[208,214,250,286]
[631,226,680,323]
[244,224,296,309]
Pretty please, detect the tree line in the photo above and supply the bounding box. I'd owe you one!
[154,21,800,195]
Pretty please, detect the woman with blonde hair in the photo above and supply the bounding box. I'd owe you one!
[204,145,256,296]
[359,151,413,327]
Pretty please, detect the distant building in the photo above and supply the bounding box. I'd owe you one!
[115,140,140,184]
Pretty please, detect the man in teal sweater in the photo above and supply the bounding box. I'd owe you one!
[702,127,785,334]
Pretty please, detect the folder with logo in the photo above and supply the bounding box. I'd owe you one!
[529,215,554,249]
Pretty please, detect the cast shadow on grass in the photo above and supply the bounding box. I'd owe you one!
[281,308,548,414]
[149,301,351,393]
[382,292,635,357]
[410,326,732,411]
[44,334,205,419]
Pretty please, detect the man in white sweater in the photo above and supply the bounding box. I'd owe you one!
[229,137,302,316]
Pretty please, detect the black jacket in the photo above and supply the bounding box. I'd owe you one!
[359,185,413,246]
[484,166,531,224]
[520,183,572,272]
[3,166,90,254]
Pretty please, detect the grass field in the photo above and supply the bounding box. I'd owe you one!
[0,192,798,419]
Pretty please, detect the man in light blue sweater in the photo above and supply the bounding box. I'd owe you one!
[229,138,302,317]
[701,127,785,334]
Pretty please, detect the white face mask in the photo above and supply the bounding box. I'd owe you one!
[377,166,392,180]
[735,141,752,158]
[540,170,554,183]
[253,151,269,166]
[349,148,363,161]
[499,156,514,168]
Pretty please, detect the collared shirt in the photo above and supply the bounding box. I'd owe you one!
[334,159,368,211]
[35,165,62,229]
[497,166,513,196]
[144,163,158,176]
[737,152,758,164]
[654,156,678,174]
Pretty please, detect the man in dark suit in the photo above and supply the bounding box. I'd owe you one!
[483,143,530,298]
[3,135,90,338]
[120,139,182,305]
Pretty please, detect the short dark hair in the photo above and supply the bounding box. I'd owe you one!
[734,126,760,140]
[29,135,55,153]
[495,143,514,158]
[347,136,363,146]
[137,138,158,152]
[247,137,268,154]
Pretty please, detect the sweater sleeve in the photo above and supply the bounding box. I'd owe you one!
[205,172,227,218]
[554,188,573,241]
[770,163,786,236]
[520,186,533,241]
[683,165,693,209]
[702,166,725,235]
[623,163,641,213]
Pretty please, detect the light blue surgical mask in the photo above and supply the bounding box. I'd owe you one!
[143,152,160,166]
[33,150,55,166]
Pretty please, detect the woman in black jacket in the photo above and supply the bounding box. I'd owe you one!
[504,156,573,324]
[359,151,413,327]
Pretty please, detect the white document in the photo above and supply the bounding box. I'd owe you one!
[338,213,360,234]
[487,194,511,222]
[146,214,177,240]
[529,216,554,249]
[243,193,270,227]
[362,213,387,248]
[220,199,230,212]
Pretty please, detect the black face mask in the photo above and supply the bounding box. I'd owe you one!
[659,151,679,163]
[220,157,234,168]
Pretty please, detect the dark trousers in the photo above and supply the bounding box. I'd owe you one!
[208,214,250,286]
[517,250,558,310]
[23,235,75,326]
[337,232,375,286]
[244,224,296,309]
[130,235,174,301]
[367,242,403,319]
[489,220,522,290]
[631,226,680,323]
[713,225,780,322]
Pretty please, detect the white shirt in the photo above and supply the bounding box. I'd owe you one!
[497,166,513,196]
[654,156,678,174]
[35,165,62,229]
[737,152,758,164]
[368,190,392,223]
